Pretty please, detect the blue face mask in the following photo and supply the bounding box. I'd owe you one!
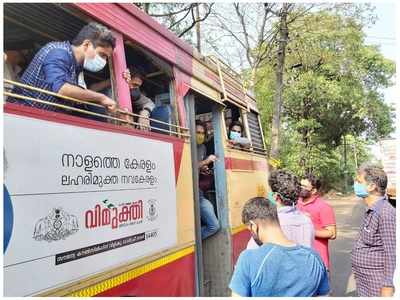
[267,191,277,205]
[353,182,369,198]
[230,131,241,140]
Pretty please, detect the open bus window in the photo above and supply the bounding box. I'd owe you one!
[123,41,176,135]
[224,103,251,150]
[3,3,118,124]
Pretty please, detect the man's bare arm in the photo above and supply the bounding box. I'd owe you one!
[315,225,336,240]
[58,83,116,112]
[89,79,111,92]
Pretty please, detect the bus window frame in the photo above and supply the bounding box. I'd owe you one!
[224,104,255,153]
[123,39,180,131]
[247,109,267,154]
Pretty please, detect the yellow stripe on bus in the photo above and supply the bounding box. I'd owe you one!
[231,224,247,235]
[69,245,195,297]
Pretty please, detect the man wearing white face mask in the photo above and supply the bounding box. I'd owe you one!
[9,22,117,115]
[227,121,250,149]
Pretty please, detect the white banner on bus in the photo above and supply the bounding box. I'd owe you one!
[4,114,177,296]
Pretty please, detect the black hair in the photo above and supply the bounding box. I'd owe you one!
[304,173,322,191]
[242,197,279,225]
[229,120,244,135]
[128,66,146,82]
[72,22,116,49]
[358,163,388,195]
[268,169,300,206]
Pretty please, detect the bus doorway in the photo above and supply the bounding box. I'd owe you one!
[186,91,232,296]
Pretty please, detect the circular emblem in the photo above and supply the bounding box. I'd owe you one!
[4,185,14,253]
[147,199,158,221]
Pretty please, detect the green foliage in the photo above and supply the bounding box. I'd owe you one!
[255,7,395,190]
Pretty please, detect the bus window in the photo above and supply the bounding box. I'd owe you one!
[123,41,176,135]
[3,3,119,124]
[224,103,251,150]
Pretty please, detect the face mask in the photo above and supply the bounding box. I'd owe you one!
[83,53,107,72]
[130,88,141,101]
[230,131,241,140]
[267,191,277,205]
[299,189,311,199]
[354,182,369,198]
[196,134,205,145]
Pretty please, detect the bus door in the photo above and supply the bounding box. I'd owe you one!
[185,91,232,296]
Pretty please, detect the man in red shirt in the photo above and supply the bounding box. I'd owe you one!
[297,174,336,271]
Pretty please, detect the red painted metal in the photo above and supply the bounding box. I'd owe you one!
[232,229,251,267]
[95,252,195,297]
[73,3,193,77]
[173,67,191,128]
[117,3,193,55]
[111,30,132,112]
[225,157,268,171]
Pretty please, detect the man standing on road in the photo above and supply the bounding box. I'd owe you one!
[229,197,329,297]
[297,174,336,272]
[247,170,314,249]
[351,164,396,297]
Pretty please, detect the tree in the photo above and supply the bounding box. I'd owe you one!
[270,3,292,159]
[255,8,394,188]
[136,3,214,50]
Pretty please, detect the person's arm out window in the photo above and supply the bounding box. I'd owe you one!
[42,49,116,112]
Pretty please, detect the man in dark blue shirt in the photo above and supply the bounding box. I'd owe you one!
[9,22,117,116]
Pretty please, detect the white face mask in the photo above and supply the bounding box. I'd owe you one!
[83,53,107,72]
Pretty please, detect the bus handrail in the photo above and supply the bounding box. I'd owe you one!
[4,91,191,138]
[4,79,190,132]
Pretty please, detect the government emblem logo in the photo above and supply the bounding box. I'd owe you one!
[147,199,158,221]
[33,207,79,242]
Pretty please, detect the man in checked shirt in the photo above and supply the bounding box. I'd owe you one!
[351,164,396,297]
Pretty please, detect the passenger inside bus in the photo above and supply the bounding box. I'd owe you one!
[228,121,251,149]
[196,120,220,239]
[7,22,118,119]
[224,104,251,149]
[87,66,171,132]
[124,42,174,134]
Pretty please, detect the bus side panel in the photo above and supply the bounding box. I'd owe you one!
[95,252,195,297]
[175,143,196,245]
[231,229,251,266]
[225,153,268,267]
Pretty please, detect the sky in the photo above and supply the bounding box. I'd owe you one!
[362,2,397,160]
[364,2,396,106]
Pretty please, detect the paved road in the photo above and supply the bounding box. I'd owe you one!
[324,192,365,297]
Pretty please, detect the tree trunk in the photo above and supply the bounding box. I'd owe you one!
[270,3,290,159]
[195,4,201,53]
[144,3,150,14]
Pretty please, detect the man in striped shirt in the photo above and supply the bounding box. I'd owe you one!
[247,169,314,249]
[351,164,396,297]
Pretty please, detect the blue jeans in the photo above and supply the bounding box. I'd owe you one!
[199,190,220,239]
